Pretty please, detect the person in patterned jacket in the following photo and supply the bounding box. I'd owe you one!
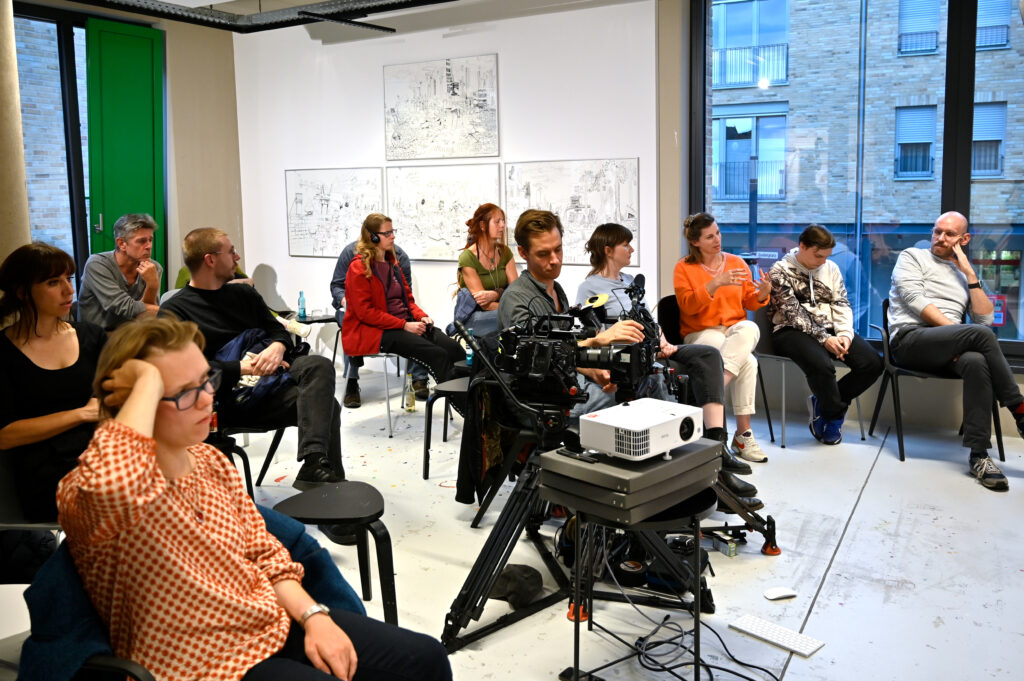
[57,316,451,681]
[766,224,882,445]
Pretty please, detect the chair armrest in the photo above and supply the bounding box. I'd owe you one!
[81,654,156,681]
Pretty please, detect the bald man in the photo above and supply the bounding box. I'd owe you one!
[888,211,1024,492]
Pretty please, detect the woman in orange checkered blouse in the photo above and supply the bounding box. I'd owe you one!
[57,317,450,681]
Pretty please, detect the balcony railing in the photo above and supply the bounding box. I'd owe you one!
[895,144,934,178]
[977,24,1009,48]
[972,141,1003,177]
[712,43,789,88]
[898,30,939,54]
[712,161,786,200]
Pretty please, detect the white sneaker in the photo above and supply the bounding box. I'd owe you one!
[732,429,767,462]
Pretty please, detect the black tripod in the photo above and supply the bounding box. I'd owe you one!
[441,455,571,652]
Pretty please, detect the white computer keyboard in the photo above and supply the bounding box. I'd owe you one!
[729,614,825,657]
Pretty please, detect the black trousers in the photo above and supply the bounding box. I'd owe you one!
[242,608,451,681]
[379,326,466,384]
[667,344,726,406]
[892,323,1023,452]
[772,328,883,420]
[219,354,344,476]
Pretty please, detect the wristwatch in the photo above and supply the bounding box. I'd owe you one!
[300,603,331,626]
[968,281,982,289]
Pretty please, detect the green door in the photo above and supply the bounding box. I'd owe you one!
[86,18,165,270]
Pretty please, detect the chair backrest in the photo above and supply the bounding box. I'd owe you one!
[0,452,59,532]
[159,288,181,305]
[656,295,682,345]
[752,306,781,358]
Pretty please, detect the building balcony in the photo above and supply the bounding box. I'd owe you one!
[977,24,1009,49]
[712,161,786,201]
[898,30,939,55]
[712,43,788,89]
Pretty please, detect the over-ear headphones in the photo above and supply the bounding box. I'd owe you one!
[370,230,381,244]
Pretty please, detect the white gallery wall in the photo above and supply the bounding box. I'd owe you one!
[232,0,658,329]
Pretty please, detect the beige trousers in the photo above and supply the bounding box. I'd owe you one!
[684,320,759,416]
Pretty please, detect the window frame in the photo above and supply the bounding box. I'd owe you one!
[894,105,938,180]
[710,0,790,89]
[898,0,941,55]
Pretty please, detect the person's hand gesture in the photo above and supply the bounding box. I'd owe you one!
[823,336,847,360]
[951,242,976,278]
[101,359,163,409]
[137,260,159,288]
[303,615,358,680]
[404,320,427,336]
[596,319,645,346]
[710,267,746,290]
[250,342,287,376]
[756,269,771,302]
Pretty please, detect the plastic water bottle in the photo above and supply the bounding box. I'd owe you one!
[297,291,306,320]
[465,329,475,367]
[404,372,416,412]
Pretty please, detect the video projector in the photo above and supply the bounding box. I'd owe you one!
[579,397,704,462]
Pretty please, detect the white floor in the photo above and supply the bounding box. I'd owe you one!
[5,367,1024,680]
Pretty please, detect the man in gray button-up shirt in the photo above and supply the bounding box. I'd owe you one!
[888,211,1024,491]
[78,213,162,330]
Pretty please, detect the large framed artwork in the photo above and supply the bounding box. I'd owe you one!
[285,167,384,258]
[504,158,640,266]
[386,163,501,261]
[384,54,499,160]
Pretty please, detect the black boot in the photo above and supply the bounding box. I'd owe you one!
[718,496,764,513]
[719,470,757,497]
[706,426,752,476]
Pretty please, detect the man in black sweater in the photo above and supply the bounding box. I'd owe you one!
[161,228,343,488]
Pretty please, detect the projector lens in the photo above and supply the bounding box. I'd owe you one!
[679,417,695,441]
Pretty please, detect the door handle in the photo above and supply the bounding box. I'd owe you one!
[93,212,103,233]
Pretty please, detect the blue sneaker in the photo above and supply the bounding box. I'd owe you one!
[808,396,826,443]
[821,414,844,445]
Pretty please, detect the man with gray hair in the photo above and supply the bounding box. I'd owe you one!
[78,213,163,330]
[888,210,1024,491]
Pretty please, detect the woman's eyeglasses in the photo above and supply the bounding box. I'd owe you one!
[161,369,222,411]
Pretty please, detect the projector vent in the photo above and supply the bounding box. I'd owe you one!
[614,427,650,458]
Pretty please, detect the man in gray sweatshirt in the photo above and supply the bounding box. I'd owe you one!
[889,211,1024,491]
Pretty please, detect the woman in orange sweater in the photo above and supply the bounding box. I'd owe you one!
[674,212,771,463]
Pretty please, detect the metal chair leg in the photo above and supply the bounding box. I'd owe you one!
[891,375,906,461]
[369,519,398,625]
[856,397,865,440]
[993,399,1005,462]
[780,364,786,449]
[869,372,890,436]
[758,365,775,443]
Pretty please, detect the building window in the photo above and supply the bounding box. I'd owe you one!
[898,0,940,54]
[711,0,788,88]
[977,0,1010,48]
[972,102,1006,176]
[895,106,937,178]
[712,114,787,200]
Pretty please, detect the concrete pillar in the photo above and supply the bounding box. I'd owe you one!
[0,0,30,261]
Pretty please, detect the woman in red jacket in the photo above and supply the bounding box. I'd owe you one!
[342,213,465,394]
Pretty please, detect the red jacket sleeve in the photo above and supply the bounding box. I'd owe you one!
[345,257,407,330]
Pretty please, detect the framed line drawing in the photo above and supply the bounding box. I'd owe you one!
[505,158,640,266]
[386,163,501,261]
[384,54,499,160]
[285,167,384,258]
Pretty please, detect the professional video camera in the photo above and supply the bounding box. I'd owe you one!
[457,274,677,442]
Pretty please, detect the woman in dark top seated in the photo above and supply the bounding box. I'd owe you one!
[0,243,105,521]
[342,213,465,396]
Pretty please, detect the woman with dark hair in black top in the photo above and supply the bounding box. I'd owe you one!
[0,243,105,521]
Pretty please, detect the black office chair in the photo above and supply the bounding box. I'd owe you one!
[207,426,287,497]
[752,307,865,448]
[869,298,1004,462]
[656,295,775,442]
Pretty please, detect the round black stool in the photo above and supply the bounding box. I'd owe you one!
[274,481,397,624]
[423,376,469,479]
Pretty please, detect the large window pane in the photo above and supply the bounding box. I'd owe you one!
[15,17,74,255]
[708,0,950,337]
[970,12,1022,339]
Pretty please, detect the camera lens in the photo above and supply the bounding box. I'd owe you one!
[679,417,695,442]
